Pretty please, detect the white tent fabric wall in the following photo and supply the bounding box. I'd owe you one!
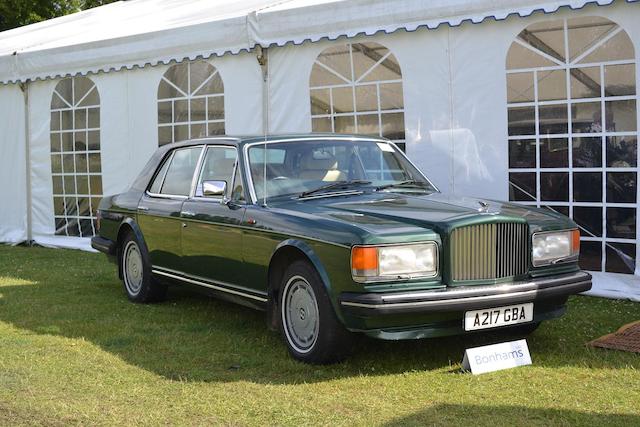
[0,84,27,244]
[24,53,264,251]
[0,0,638,300]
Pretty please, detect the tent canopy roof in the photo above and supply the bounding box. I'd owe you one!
[0,0,627,84]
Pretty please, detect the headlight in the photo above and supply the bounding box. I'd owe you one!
[532,229,580,267]
[351,243,438,282]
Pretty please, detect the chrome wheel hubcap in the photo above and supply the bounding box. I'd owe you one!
[282,276,319,354]
[123,241,143,295]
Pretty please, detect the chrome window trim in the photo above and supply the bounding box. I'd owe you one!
[189,144,236,201]
[242,137,438,204]
[147,150,175,196]
[146,145,205,200]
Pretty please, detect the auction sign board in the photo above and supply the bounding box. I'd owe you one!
[462,339,532,375]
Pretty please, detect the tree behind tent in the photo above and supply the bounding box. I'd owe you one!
[0,0,117,32]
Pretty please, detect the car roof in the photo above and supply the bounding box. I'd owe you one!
[158,133,391,151]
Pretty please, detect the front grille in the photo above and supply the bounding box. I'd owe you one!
[450,222,528,281]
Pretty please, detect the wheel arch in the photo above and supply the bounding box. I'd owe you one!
[266,239,333,329]
[115,217,148,279]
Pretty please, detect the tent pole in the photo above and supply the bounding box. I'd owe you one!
[19,80,33,245]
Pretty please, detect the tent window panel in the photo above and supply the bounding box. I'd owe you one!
[331,87,354,113]
[508,106,535,136]
[605,243,636,274]
[50,76,102,237]
[574,206,603,237]
[61,110,73,130]
[355,85,378,112]
[572,136,602,168]
[158,126,172,145]
[570,67,600,99]
[509,139,536,168]
[579,241,602,271]
[508,172,536,201]
[579,31,635,64]
[190,98,206,121]
[311,89,331,115]
[539,104,568,134]
[605,64,636,96]
[537,70,567,101]
[158,101,172,124]
[507,72,535,103]
[75,153,88,174]
[540,172,569,201]
[208,96,224,120]
[157,60,225,146]
[567,16,616,60]
[540,137,568,168]
[606,100,637,132]
[606,207,636,239]
[310,42,406,150]
[357,114,380,136]
[606,136,637,167]
[379,83,403,110]
[51,112,61,131]
[312,117,332,132]
[573,172,602,202]
[334,115,355,133]
[571,102,601,133]
[208,121,225,136]
[606,172,636,203]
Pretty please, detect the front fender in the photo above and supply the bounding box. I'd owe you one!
[273,239,334,296]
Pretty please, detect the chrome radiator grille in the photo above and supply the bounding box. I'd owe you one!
[450,223,528,281]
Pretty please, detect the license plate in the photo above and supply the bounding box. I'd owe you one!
[464,303,534,331]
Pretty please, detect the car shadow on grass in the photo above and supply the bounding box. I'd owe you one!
[383,403,640,426]
[0,255,637,385]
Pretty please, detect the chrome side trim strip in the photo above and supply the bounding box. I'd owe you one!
[152,268,268,303]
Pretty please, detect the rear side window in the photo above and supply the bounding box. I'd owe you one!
[148,154,172,194]
[159,147,202,196]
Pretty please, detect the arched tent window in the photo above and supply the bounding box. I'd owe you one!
[309,42,406,150]
[506,16,637,274]
[157,60,224,146]
[50,76,102,238]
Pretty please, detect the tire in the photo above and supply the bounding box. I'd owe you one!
[120,232,167,303]
[279,260,352,364]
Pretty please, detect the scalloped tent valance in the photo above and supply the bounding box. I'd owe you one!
[0,0,634,84]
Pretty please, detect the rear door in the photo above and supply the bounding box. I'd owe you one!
[180,145,248,286]
[138,146,204,272]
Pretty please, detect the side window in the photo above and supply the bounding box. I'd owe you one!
[149,154,172,194]
[160,147,202,196]
[231,163,245,202]
[195,146,237,197]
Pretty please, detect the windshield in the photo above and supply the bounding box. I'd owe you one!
[247,139,437,200]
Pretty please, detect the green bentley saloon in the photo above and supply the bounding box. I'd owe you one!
[92,134,592,363]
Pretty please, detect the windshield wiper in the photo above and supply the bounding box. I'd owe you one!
[300,180,371,198]
[375,180,431,191]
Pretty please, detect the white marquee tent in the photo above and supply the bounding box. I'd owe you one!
[0,0,638,300]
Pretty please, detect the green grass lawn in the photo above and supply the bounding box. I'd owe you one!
[0,245,638,426]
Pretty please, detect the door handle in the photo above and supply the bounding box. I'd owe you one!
[138,206,149,211]
[182,211,196,218]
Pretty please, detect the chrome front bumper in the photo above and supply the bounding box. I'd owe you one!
[339,271,592,316]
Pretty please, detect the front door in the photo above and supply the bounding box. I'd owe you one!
[137,146,203,272]
[181,146,247,286]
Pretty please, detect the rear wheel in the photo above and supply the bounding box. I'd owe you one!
[279,260,352,364]
[120,232,167,303]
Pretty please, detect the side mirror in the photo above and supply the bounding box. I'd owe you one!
[202,180,227,198]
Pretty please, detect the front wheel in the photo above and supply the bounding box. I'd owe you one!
[279,260,352,364]
[120,232,167,303]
